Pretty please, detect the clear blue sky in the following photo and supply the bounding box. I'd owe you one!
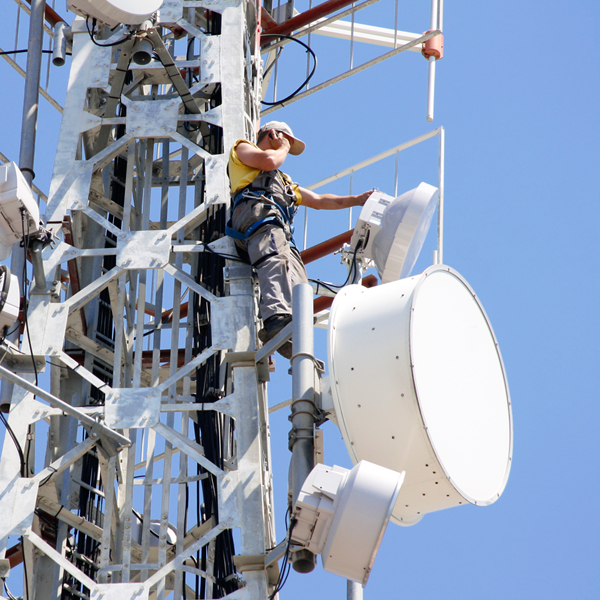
[0,1,598,599]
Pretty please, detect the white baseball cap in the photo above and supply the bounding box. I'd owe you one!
[259,121,306,155]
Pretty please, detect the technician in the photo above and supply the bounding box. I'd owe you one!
[227,121,371,358]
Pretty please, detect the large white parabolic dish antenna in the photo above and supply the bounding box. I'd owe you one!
[327,265,512,525]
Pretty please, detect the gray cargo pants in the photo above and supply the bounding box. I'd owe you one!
[231,199,308,321]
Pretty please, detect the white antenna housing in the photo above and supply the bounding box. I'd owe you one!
[292,461,404,585]
[327,265,513,525]
[0,268,20,333]
[0,162,40,260]
[67,0,163,27]
[350,184,438,283]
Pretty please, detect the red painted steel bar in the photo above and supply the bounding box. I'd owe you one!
[261,0,357,41]
[300,230,353,265]
[23,0,66,26]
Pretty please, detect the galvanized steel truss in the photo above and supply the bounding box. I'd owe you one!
[0,2,276,600]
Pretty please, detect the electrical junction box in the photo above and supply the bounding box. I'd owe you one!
[0,162,40,259]
[0,270,20,333]
[349,190,393,264]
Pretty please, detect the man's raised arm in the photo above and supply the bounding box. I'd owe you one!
[236,131,291,171]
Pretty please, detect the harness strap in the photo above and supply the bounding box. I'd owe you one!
[225,215,282,242]
[228,187,297,242]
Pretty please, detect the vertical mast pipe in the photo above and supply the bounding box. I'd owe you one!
[347,580,363,600]
[290,282,317,573]
[1,0,46,410]
[19,0,46,185]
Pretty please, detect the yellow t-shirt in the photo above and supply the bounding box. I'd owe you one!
[228,139,302,204]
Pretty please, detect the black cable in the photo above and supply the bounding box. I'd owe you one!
[17,209,39,492]
[3,321,21,338]
[269,510,297,600]
[0,412,26,476]
[37,466,57,487]
[20,210,38,388]
[308,278,340,295]
[2,579,19,600]
[86,17,136,48]
[262,46,282,81]
[184,37,201,132]
[203,245,246,262]
[260,34,317,106]
[308,237,363,292]
[0,49,72,56]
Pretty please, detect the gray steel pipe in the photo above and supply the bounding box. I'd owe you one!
[19,0,46,185]
[347,580,364,600]
[52,21,69,67]
[289,283,317,574]
[1,0,46,411]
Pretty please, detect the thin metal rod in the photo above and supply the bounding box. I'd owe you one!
[394,150,399,196]
[303,206,309,251]
[14,3,21,57]
[349,2,355,70]
[437,126,445,264]
[306,0,313,91]
[348,171,353,230]
[307,128,441,190]
[426,55,436,122]
[0,364,131,447]
[426,0,439,122]
[262,30,440,116]
[393,0,398,48]
[430,0,438,30]
[0,45,63,112]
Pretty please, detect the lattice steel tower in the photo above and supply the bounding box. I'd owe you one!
[0,2,279,600]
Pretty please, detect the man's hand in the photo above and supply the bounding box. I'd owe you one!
[354,190,374,207]
[269,130,291,152]
[236,132,291,171]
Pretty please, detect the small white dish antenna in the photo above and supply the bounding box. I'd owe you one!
[350,184,438,283]
[327,265,513,525]
[292,461,404,585]
[67,0,163,27]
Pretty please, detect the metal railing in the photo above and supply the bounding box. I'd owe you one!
[261,0,444,120]
[302,126,446,264]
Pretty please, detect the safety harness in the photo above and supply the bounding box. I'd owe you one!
[226,169,299,247]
